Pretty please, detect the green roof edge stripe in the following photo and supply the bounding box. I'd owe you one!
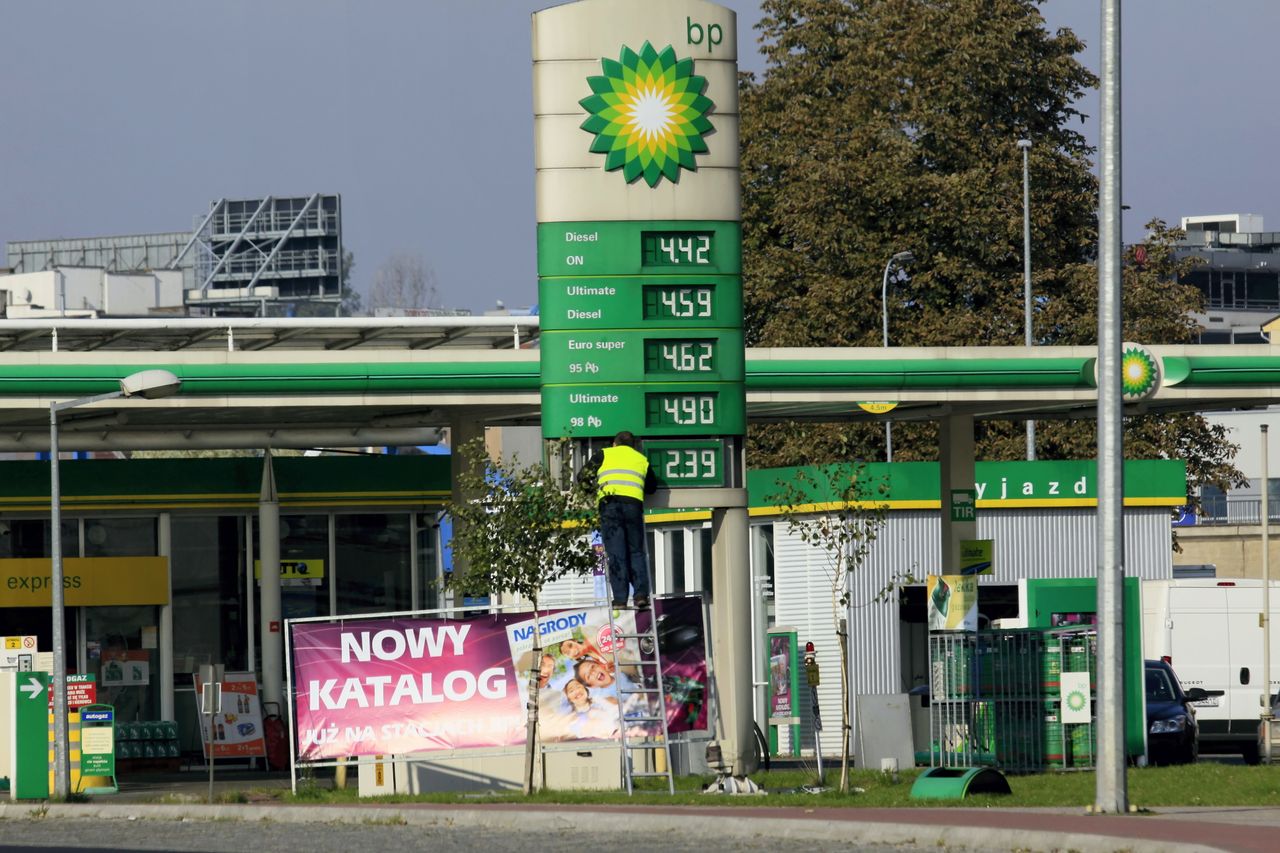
[1167,355,1280,386]
[0,356,1101,396]
[14,352,1280,395]
[746,357,1097,389]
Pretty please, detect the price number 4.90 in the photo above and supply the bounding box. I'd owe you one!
[663,394,715,426]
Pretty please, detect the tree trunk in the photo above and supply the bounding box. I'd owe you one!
[838,616,851,794]
[523,604,543,795]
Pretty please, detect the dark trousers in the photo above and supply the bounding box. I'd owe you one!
[600,497,650,603]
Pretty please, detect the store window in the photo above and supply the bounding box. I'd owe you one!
[416,513,443,611]
[83,517,156,557]
[336,514,411,614]
[81,515,162,725]
[171,516,248,673]
[86,605,161,723]
[277,515,331,621]
[0,518,77,559]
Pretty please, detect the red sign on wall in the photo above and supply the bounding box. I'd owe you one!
[48,674,97,710]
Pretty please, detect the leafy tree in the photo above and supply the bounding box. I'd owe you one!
[444,437,599,793]
[739,0,1242,504]
[769,463,889,793]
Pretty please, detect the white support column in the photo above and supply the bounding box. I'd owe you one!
[939,414,977,572]
[711,504,756,776]
[158,512,174,721]
[258,453,283,709]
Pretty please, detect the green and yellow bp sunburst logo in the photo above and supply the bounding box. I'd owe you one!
[579,42,715,188]
[1121,344,1160,400]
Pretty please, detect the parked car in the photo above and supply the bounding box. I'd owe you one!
[1256,693,1280,762]
[1145,658,1217,765]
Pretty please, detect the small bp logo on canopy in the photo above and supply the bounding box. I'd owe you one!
[579,42,715,187]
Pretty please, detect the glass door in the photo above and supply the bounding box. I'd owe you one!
[84,605,161,724]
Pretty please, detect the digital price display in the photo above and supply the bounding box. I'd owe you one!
[646,392,719,429]
[644,338,716,375]
[642,284,714,320]
[641,231,714,267]
[645,439,725,488]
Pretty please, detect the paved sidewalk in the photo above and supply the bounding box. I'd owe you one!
[3,772,1279,853]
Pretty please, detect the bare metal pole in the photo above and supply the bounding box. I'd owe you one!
[49,404,69,799]
[1263,424,1273,763]
[1095,0,1127,815]
[880,251,914,463]
[1019,138,1036,460]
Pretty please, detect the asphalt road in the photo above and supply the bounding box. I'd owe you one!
[0,816,924,853]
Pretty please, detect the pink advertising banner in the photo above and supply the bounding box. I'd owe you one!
[290,615,524,760]
[288,595,710,761]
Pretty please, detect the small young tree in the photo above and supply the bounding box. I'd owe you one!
[770,462,889,794]
[444,437,599,794]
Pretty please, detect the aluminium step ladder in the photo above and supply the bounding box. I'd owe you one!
[608,605,676,795]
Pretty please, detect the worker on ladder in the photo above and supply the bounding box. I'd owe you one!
[582,430,657,610]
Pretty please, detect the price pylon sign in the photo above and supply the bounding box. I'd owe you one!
[533,0,743,491]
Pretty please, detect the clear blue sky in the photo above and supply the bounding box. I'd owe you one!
[1,1,1276,314]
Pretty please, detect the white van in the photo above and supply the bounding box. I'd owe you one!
[1142,579,1280,762]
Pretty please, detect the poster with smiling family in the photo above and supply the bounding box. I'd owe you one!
[505,595,710,743]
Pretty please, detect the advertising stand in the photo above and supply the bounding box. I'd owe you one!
[77,704,117,794]
[765,628,800,756]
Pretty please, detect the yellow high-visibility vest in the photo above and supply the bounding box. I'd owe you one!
[597,445,648,501]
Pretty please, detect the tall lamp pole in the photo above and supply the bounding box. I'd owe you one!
[49,369,181,798]
[881,250,915,462]
[1019,138,1035,460]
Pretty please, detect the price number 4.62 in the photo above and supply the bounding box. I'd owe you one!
[661,341,713,372]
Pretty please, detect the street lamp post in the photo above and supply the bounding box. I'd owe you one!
[49,369,181,798]
[881,250,915,462]
[1018,138,1035,461]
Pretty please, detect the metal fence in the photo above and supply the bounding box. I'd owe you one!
[1196,496,1280,526]
[928,629,1097,773]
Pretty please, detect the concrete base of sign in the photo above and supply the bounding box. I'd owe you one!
[542,746,621,791]
[393,750,526,795]
[354,747,628,795]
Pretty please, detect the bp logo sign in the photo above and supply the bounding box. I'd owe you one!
[1093,342,1161,400]
[1120,343,1159,399]
[579,42,715,188]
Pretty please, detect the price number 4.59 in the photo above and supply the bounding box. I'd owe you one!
[660,287,712,318]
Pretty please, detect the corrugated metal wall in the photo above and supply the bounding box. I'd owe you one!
[772,506,1174,756]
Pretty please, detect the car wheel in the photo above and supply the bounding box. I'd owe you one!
[1243,741,1261,765]
[1179,739,1198,765]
